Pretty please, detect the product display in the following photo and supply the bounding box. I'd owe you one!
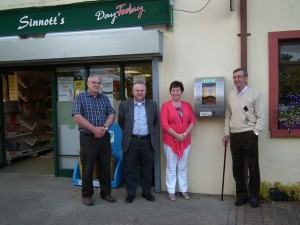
[4,72,53,162]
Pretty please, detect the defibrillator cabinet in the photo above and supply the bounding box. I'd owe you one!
[194,77,225,118]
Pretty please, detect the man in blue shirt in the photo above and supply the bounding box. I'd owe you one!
[72,74,116,206]
[118,82,159,203]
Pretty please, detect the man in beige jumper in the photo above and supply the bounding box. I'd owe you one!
[222,68,265,208]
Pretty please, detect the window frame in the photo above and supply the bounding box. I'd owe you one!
[269,30,300,137]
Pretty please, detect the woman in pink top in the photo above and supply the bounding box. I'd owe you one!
[160,81,195,201]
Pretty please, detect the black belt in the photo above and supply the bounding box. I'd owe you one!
[132,134,150,139]
[81,132,108,137]
[80,132,94,136]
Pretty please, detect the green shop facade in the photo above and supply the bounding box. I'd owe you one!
[0,0,172,192]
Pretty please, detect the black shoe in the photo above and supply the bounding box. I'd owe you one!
[250,197,259,208]
[101,194,116,203]
[142,193,155,201]
[234,197,247,206]
[125,195,135,203]
[83,197,94,206]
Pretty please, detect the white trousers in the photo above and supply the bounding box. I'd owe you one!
[163,144,191,194]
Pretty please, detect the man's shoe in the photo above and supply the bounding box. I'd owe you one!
[101,194,116,203]
[125,195,135,203]
[234,197,247,206]
[142,193,155,201]
[83,197,94,206]
[250,197,259,208]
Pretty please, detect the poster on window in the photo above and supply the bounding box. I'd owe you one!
[102,77,114,107]
[74,78,85,96]
[58,77,74,101]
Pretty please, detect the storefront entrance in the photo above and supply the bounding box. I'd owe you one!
[0,26,163,191]
[0,61,158,187]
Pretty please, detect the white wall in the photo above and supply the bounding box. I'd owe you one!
[160,0,300,195]
[160,0,240,195]
[247,0,300,185]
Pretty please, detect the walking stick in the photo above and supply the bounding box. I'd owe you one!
[221,141,227,201]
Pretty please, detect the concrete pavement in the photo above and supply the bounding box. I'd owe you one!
[0,173,299,225]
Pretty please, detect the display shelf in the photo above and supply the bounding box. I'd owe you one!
[4,72,53,164]
[22,135,38,146]
[6,149,35,164]
[5,132,32,140]
[33,144,53,156]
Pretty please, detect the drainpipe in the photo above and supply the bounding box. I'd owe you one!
[238,0,250,69]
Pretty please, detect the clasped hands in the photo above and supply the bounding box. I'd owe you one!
[93,126,107,138]
[174,133,186,142]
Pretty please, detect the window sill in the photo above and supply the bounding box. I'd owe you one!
[270,128,300,138]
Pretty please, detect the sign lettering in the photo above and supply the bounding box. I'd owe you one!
[18,13,64,30]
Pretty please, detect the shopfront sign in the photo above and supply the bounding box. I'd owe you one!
[0,0,171,37]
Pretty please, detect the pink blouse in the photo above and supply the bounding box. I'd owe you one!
[160,100,196,158]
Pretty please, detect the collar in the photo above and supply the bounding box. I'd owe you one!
[134,100,145,106]
[236,85,248,96]
[87,91,100,98]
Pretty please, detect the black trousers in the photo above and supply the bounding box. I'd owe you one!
[80,132,112,198]
[123,136,154,196]
[230,131,260,199]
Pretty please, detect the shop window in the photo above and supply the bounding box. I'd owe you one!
[269,30,300,137]
[125,63,153,99]
[1,69,53,164]
[90,65,121,118]
[90,62,153,120]
[56,67,85,101]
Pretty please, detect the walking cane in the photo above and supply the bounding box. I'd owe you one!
[221,141,227,201]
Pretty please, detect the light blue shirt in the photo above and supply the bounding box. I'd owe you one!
[133,101,149,136]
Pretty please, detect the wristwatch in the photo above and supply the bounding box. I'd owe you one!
[103,125,108,131]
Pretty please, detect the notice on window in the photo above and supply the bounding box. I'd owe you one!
[102,77,114,107]
[58,77,74,101]
[74,78,85,96]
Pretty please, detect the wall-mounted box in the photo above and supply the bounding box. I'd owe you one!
[194,77,225,118]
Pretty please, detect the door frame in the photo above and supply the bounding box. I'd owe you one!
[0,76,6,166]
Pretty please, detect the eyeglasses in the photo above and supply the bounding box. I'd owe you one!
[232,75,245,80]
[89,81,101,85]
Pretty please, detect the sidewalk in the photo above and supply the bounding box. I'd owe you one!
[0,173,299,225]
[236,201,300,225]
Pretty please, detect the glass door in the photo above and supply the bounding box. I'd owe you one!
[56,66,86,176]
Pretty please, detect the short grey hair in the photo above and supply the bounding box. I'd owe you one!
[233,68,248,77]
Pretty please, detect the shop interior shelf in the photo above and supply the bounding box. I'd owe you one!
[5,132,32,140]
